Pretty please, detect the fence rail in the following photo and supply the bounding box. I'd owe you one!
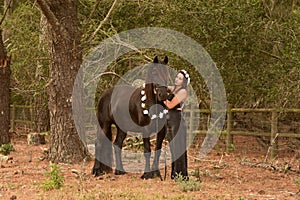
[10,104,300,157]
[10,104,34,131]
[188,105,300,158]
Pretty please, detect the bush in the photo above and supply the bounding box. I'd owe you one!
[42,164,65,191]
[174,173,201,192]
[0,143,14,155]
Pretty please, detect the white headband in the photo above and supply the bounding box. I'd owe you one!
[179,70,190,85]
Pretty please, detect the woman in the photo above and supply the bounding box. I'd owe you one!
[164,69,190,179]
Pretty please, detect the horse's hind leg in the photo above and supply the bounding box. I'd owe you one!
[151,126,166,180]
[113,127,127,175]
[92,123,113,176]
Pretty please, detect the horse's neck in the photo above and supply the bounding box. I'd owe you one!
[144,83,156,105]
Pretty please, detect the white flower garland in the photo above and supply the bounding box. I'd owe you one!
[140,84,168,119]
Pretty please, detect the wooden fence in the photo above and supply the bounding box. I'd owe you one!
[187,105,300,158]
[10,104,300,157]
[10,104,34,131]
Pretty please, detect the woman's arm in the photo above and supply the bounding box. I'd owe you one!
[164,89,187,109]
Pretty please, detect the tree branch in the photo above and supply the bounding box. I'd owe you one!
[259,49,282,61]
[0,0,13,26]
[87,0,102,27]
[36,0,68,37]
[88,0,118,42]
[0,29,6,57]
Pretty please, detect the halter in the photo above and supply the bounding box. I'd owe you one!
[140,83,168,120]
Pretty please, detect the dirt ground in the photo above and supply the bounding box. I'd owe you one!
[1,133,300,200]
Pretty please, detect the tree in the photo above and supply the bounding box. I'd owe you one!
[0,30,11,146]
[33,13,50,133]
[36,0,89,163]
[0,0,13,146]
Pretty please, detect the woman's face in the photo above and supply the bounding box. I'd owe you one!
[175,73,184,87]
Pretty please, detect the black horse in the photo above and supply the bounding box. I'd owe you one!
[92,56,169,179]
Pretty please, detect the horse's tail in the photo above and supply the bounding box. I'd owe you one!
[94,90,114,174]
[94,125,113,173]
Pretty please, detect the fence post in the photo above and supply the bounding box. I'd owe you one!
[30,104,33,129]
[271,109,278,158]
[226,104,233,152]
[11,103,16,131]
[188,104,196,143]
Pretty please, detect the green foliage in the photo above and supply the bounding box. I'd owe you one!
[0,143,14,156]
[227,143,236,152]
[174,173,201,192]
[42,164,65,191]
[85,0,300,108]
[3,1,48,104]
[2,0,300,108]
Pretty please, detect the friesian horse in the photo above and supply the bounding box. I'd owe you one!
[92,56,169,179]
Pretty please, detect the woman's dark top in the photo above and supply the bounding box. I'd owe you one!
[167,93,183,111]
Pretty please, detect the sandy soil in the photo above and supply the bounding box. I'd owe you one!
[0,134,300,200]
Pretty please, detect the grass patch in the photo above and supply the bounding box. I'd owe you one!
[0,143,14,155]
[174,173,201,192]
[42,163,65,191]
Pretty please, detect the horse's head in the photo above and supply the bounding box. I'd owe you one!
[145,56,169,102]
[153,84,168,101]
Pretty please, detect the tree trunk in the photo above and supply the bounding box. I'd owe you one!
[37,0,89,163]
[33,14,50,133]
[0,30,11,146]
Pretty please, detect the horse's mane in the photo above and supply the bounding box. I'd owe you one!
[144,57,169,106]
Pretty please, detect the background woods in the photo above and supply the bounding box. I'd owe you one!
[0,0,299,161]
[0,1,299,199]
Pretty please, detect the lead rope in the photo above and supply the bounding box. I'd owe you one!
[163,134,167,181]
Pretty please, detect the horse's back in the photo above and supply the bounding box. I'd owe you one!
[97,85,139,128]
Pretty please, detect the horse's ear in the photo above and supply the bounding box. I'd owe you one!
[153,56,159,63]
[163,56,168,64]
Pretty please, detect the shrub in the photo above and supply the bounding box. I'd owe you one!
[42,164,65,191]
[0,143,14,155]
[174,173,201,192]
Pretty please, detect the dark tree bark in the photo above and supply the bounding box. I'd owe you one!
[36,0,89,163]
[0,30,11,146]
[33,14,50,133]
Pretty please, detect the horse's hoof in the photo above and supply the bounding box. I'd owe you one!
[92,168,105,177]
[115,169,126,175]
[141,172,153,180]
[152,170,161,179]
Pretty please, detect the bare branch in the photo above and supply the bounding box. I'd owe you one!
[259,49,282,61]
[0,30,6,57]
[87,0,102,26]
[0,0,13,26]
[36,0,68,37]
[88,0,118,42]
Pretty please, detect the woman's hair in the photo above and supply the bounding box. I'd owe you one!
[178,70,190,88]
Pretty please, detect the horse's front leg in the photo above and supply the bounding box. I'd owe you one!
[141,136,152,179]
[151,126,166,180]
[113,128,127,175]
